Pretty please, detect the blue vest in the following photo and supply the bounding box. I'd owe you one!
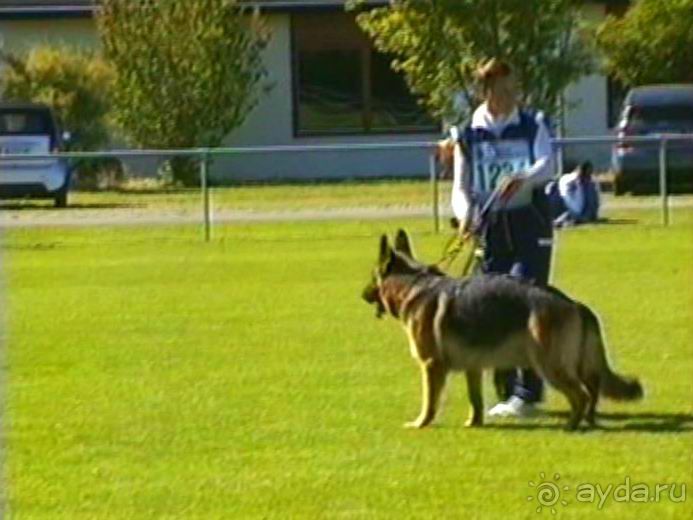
[460,110,541,209]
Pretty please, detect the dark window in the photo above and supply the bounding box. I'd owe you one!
[297,49,364,133]
[370,51,435,132]
[291,13,437,136]
[0,110,52,135]
[627,105,693,132]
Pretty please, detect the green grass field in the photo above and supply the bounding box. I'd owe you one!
[1,180,436,213]
[3,180,689,213]
[1,202,692,518]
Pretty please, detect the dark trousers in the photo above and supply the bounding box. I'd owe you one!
[482,205,552,403]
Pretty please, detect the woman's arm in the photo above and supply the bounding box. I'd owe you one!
[451,144,474,231]
[524,116,555,187]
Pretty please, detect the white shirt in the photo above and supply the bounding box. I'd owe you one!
[558,171,601,218]
[451,103,554,222]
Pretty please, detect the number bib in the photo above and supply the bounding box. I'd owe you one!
[471,139,532,192]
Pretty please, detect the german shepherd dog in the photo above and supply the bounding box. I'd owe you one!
[362,230,643,431]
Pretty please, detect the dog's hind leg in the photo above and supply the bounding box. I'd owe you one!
[405,359,449,429]
[583,374,601,426]
[464,369,484,427]
[530,308,589,430]
[544,371,590,431]
[563,379,590,431]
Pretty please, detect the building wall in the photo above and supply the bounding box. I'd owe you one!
[562,2,612,170]
[216,13,435,182]
[0,8,615,179]
[0,14,434,181]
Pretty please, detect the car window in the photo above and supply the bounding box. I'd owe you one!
[0,111,52,134]
[627,105,693,131]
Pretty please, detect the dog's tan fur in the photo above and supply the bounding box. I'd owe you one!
[363,230,643,431]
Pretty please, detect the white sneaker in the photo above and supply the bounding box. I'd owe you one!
[488,396,536,418]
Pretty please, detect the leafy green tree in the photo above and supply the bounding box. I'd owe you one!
[97,0,271,185]
[349,0,593,123]
[597,0,693,86]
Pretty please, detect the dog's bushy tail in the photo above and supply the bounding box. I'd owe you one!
[579,304,643,401]
[601,370,643,401]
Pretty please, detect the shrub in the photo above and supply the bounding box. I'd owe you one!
[1,45,117,187]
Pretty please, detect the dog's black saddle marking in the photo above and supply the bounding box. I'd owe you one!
[439,275,564,348]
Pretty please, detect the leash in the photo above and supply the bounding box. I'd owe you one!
[436,188,502,275]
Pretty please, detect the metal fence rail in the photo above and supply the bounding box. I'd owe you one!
[1,133,691,239]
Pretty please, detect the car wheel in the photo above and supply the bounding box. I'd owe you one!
[54,189,68,208]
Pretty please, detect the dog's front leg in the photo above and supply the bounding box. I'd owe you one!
[405,359,448,429]
[464,369,484,427]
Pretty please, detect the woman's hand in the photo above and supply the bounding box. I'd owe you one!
[436,139,455,179]
[498,176,525,202]
[451,216,473,241]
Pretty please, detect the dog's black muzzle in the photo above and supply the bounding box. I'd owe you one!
[362,282,386,318]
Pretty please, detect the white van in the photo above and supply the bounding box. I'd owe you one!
[0,103,71,207]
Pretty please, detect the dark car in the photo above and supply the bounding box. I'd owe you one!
[0,103,71,207]
[612,84,693,195]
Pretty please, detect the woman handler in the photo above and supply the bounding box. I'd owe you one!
[440,58,555,418]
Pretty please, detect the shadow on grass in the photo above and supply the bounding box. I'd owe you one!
[0,242,61,251]
[401,411,689,433]
[596,218,639,225]
[541,410,693,434]
[464,411,693,433]
[554,218,639,229]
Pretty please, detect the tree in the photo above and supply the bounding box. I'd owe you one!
[349,0,593,124]
[0,45,113,151]
[97,0,271,185]
[597,0,693,86]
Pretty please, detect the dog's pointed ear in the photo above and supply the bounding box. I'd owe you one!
[394,229,414,258]
[378,234,391,265]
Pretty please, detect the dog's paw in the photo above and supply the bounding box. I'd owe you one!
[403,420,426,429]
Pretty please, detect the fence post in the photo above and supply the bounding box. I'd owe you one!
[658,136,669,226]
[200,151,212,242]
[429,153,440,233]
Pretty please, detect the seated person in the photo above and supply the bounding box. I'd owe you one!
[552,161,601,226]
